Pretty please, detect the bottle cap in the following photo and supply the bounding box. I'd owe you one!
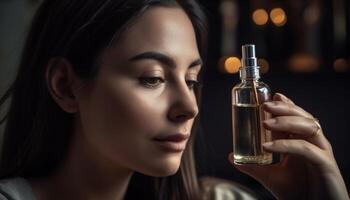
[240,44,260,79]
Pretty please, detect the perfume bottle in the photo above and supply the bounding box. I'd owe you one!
[232,44,272,165]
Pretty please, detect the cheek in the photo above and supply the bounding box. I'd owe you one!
[78,78,174,170]
[81,82,166,140]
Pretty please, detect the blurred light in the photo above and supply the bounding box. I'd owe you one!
[270,8,287,27]
[220,0,236,16]
[333,0,346,46]
[333,58,349,72]
[288,54,319,73]
[252,9,268,26]
[220,56,240,74]
[220,0,238,55]
[258,58,269,74]
[304,5,320,25]
[220,0,238,31]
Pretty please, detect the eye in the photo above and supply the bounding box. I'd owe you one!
[186,80,200,90]
[139,77,165,88]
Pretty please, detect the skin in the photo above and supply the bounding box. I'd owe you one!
[229,93,349,200]
[28,5,349,200]
[30,6,201,200]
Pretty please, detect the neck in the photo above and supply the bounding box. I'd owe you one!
[242,78,259,82]
[29,120,133,200]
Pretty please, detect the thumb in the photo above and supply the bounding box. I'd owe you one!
[228,152,271,182]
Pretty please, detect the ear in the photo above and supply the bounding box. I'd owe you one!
[46,57,83,113]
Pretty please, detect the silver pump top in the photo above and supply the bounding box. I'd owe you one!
[239,44,260,80]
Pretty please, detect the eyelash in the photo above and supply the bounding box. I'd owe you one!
[139,77,200,90]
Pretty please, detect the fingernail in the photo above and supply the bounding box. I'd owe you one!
[263,142,273,147]
[264,118,276,124]
[264,102,276,107]
[277,93,289,102]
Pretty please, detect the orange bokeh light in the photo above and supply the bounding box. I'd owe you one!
[224,57,240,74]
[258,58,270,74]
[270,8,287,26]
[252,9,269,26]
[333,58,349,72]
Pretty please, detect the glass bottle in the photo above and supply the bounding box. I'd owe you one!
[231,44,272,165]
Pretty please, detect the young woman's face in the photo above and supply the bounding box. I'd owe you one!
[77,6,201,177]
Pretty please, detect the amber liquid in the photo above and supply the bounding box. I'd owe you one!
[232,104,272,164]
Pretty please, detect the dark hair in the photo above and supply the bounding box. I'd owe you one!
[0,0,207,199]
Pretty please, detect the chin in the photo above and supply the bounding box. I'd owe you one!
[156,164,181,177]
[137,156,182,177]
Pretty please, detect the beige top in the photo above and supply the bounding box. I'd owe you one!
[0,177,258,200]
[200,176,258,200]
[0,177,36,200]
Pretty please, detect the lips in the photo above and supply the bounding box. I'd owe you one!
[153,133,189,142]
[153,133,189,152]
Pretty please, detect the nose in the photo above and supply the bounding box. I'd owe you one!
[168,83,199,122]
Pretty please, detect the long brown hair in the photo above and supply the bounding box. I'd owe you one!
[0,0,208,199]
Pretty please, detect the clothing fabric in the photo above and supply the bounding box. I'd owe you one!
[0,177,36,200]
[201,176,258,200]
[0,177,258,200]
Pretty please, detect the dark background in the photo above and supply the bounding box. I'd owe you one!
[0,0,349,199]
[194,0,350,199]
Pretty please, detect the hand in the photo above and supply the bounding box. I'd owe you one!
[228,93,349,200]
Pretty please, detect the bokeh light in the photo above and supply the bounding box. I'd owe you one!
[288,53,319,72]
[257,58,270,74]
[304,5,320,25]
[225,56,240,74]
[252,9,268,26]
[219,56,240,74]
[270,8,287,26]
[333,58,349,72]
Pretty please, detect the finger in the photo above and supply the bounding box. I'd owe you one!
[228,152,273,182]
[274,93,295,105]
[262,140,335,171]
[262,100,314,119]
[272,93,314,118]
[266,93,331,150]
[264,116,318,137]
[263,116,330,150]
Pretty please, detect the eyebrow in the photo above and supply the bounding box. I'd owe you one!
[128,51,202,69]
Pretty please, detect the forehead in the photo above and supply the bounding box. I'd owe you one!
[109,6,200,60]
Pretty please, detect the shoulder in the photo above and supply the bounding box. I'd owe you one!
[199,176,258,200]
[0,177,36,200]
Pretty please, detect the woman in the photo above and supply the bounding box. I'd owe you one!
[0,0,348,199]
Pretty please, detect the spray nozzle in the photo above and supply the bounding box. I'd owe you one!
[241,44,258,67]
[240,44,260,79]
